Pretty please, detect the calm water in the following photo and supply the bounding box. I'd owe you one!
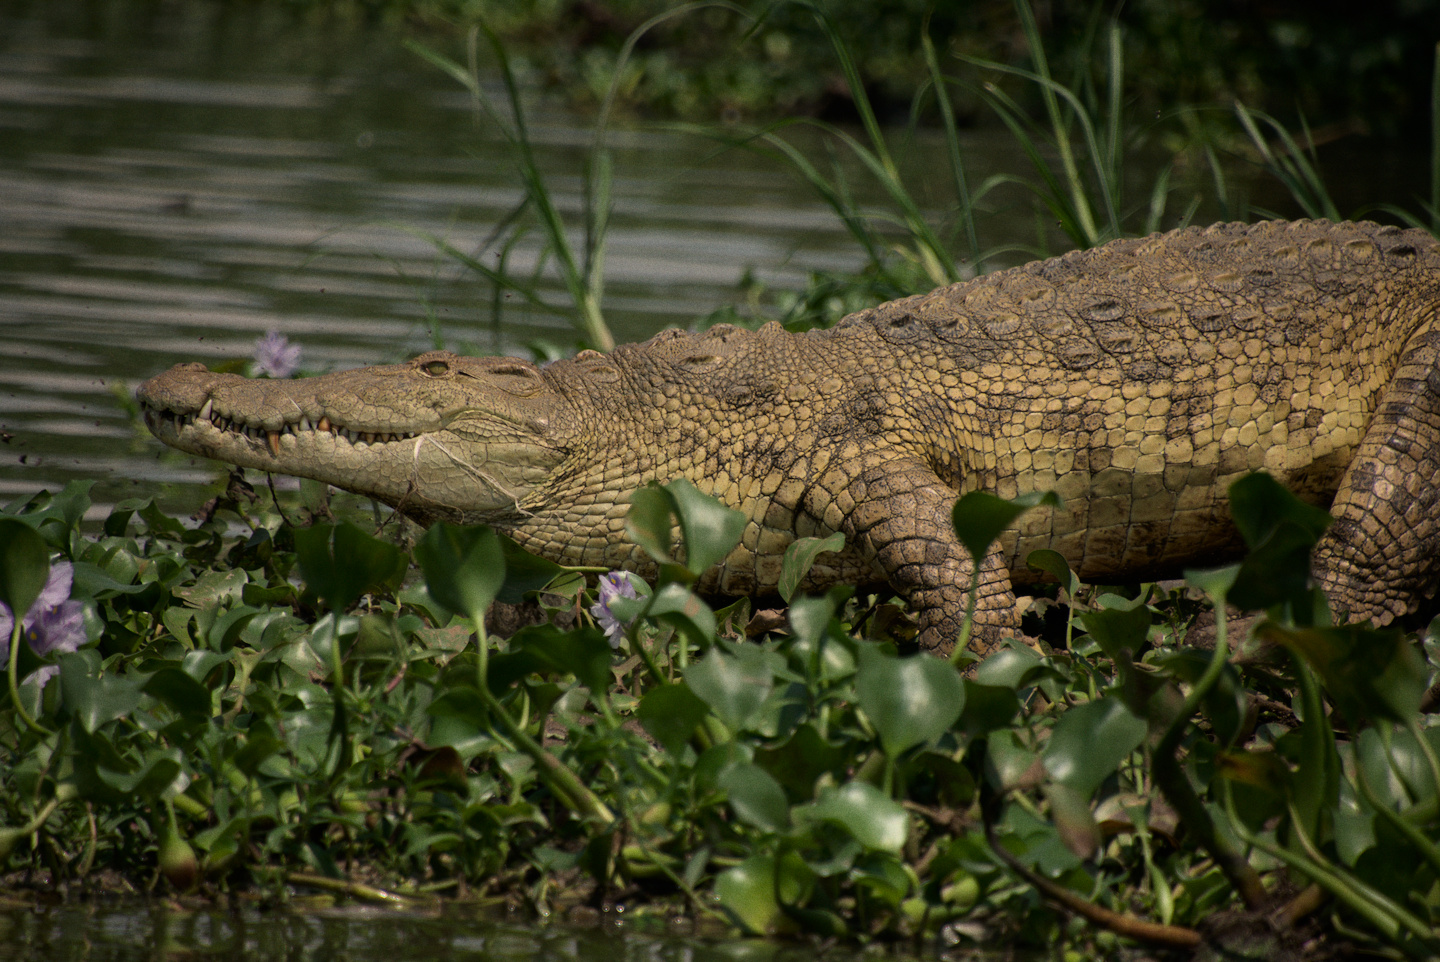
[0,898,969,962]
[0,0,949,515]
[0,0,1422,522]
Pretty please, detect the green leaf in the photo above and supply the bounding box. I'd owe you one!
[1259,622,1425,725]
[142,667,212,722]
[951,490,1059,563]
[779,532,846,603]
[1229,472,1332,547]
[1043,694,1146,797]
[664,479,745,575]
[754,723,847,801]
[644,583,718,649]
[715,856,783,935]
[97,746,183,798]
[0,518,50,624]
[496,534,568,604]
[637,682,711,755]
[1026,548,1078,595]
[625,487,677,566]
[1078,595,1152,658]
[1184,563,1240,606]
[59,650,142,734]
[958,679,1022,735]
[507,625,614,699]
[294,522,407,612]
[972,644,1045,689]
[985,729,1041,791]
[414,524,505,626]
[685,646,773,733]
[719,762,791,833]
[855,645,964,756]
[796,781,908,853]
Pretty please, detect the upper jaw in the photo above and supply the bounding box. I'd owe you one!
[135,356,573,517]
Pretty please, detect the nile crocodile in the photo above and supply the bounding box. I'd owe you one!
[138,219,1440,653]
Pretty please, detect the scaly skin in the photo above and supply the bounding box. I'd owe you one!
[138,219,1440,653]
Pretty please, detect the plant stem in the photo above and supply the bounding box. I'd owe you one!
[1149,604,1268,909]
[7,620,51,737]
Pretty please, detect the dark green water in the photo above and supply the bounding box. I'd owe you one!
[8,0,1402,524]
[0,0,949,517]
[0,898,960,962]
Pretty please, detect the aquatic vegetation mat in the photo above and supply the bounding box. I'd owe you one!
[1,475,1439,959]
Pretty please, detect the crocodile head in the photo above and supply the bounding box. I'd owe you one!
[138,351,574,523]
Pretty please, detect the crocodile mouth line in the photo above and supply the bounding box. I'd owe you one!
[144,398,421,458]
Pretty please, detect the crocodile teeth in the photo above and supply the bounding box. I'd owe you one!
[198,399,214,422]
[317,416,332,433]
[267,430,281,458]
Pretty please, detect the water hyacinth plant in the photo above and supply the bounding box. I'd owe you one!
[0,474,1437,958]
[251,331,302,379]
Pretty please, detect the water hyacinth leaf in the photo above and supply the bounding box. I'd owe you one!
[1155,648,1246,745]
[951,490,1059,563]
[645,583,718,648]
[1043,694,1146,796]
[9,480,94,542]
[96,746,183,798]
[986,729,1042,792]
[637,682,711,755]
[294,522,406,612]
[1375,727,1438,807]
[686,645,773,732]
[972,644,1044,689]
[715,855,784,935]
[918,750,977,807]
[694,741,754,796]
[959,679,1022,735]
[1078,595,1151,658]
[0,518,49,625]
[855,645,964,756]
[1002,802,1084,876]
[1185,563,1240,606]
[625,486,677,566]
[1216,749,1291,796]
[779,532,846,603]
[850,852,912,907]
[1333,778,1377,866]
[142,667,212,722]
[509,626,613,699]
[496,533,569,604]
[754,722,847,800]
[718,762,791,833]
[787,592,839,651]
[59,650,142,734]
[797,781,908,853]
[232,729,283,778]
[1229,519,1323,612]
[664,479,746,575]
[1229,471,1332,547]
[1026,548,1079,595]
[1259,622,1425,724]
[415,523,505,626]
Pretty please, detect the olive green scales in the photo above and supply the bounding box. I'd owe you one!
[139,219,1440,653]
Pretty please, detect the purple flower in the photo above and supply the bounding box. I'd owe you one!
[590,572,640,648]
[1,561,86,688]
[252,330,301,378]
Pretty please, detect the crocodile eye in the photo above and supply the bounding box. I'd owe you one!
[422,360,449,377]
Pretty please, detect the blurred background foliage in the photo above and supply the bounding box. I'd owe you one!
[246,0,1438,151]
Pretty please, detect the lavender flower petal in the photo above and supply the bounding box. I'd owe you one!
[590,572,640,648]
[253,331,301,378]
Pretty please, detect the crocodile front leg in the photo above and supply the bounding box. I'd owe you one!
[816,459,1019,655]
